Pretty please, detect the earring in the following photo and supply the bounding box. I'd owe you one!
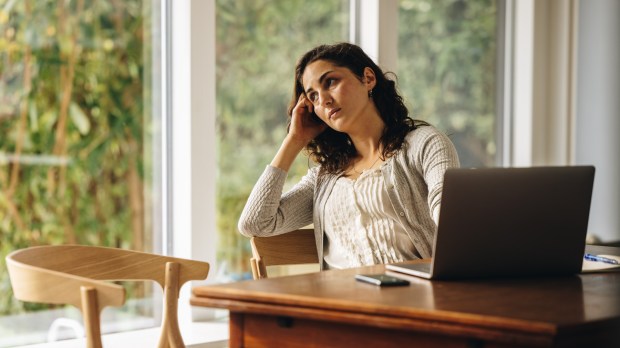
[368,89,374,98]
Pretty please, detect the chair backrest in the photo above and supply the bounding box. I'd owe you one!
[6,245,210,348]
[250,228,319,279]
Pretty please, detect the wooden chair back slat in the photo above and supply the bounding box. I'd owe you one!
[9,245,209,288]
[250,228,319,279]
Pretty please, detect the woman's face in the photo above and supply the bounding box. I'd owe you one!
[301,60,376,133]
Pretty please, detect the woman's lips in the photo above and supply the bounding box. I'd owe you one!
[328,108,341,119]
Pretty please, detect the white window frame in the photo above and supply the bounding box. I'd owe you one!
[168,0,218,323]
[354,0,399,72]
[169,0,216,265]
[511,0,578,166]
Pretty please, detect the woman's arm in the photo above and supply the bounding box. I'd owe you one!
[415,127,460,224]
[237,165,315,237]
[270,136,307,172]
[238,95,326,236]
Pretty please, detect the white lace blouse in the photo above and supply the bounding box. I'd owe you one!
[323,167,418,269]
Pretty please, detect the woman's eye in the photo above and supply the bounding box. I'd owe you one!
[308,93,318,103]
[326,78,336,87]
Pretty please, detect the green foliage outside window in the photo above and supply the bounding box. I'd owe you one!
[215,0,350,278]
[398,0,497,167]
[0,0,153,322]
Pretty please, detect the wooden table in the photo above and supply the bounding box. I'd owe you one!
[191,246,620,347]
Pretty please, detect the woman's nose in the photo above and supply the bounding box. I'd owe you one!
[319,93,332,107]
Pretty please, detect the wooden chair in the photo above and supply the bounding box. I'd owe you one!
[250,228,319,279]
[5,245,210,348]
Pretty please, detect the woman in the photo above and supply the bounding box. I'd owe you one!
[238,42,459,270]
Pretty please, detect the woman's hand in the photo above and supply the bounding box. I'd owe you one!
[288,94,327,145]
[271,95,327,172]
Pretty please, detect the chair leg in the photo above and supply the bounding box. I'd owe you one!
[257,258,267,279]
[250,258,259,280]
[158,262,185,348]
[80,286,103,348]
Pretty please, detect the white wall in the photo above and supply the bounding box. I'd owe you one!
[576,0,620,242]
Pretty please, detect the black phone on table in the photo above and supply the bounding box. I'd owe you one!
[355,273,410,286]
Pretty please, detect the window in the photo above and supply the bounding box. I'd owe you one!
[397,0,499,167]
[214,0,351,279]
[0,1,163,346]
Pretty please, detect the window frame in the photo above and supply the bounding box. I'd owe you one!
[511,0,578,166]
[168,0,217,320]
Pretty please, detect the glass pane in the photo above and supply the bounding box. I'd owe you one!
[215,0,350,280]
[0,0,162,345]
[398,0,498,167]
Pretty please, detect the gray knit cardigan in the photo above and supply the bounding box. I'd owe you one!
[238,125,460,269]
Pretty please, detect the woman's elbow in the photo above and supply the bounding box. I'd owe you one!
[238,214,276,237]
[237,216,257,237]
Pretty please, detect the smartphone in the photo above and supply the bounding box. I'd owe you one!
[355,273,410,287]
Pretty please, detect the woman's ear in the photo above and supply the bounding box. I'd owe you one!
[363,67,377,90]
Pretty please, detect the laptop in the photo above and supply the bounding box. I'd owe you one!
[386,166,595,280]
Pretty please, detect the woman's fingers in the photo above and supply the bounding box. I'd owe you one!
[289,94,326,141]
[294,94,311,116]
[302,95,313,114]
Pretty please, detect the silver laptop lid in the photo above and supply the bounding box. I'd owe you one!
[430,166,595,279]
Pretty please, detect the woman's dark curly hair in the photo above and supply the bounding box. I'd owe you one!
[288,42,426,174]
